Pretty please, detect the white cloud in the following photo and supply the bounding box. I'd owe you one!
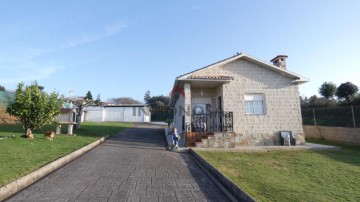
[22,20,128,59]
[0,20,127,86]
[63,34,95,49]
[0,65,64,84]
[105,21,127,36]
[26,48,55,60]
[61,21,127,51]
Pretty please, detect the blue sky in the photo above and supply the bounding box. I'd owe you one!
[1,0,359,102]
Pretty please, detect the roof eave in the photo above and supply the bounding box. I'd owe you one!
[177,53,244,80]
[178,78,233,83]
[169,79,180,107]
[242,53,309,84]
[292,78,310,84]
[176,52,308,83]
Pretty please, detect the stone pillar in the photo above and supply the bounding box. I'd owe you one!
[67,124,73,135]
[184,83,192,132]
[56,125,62,135]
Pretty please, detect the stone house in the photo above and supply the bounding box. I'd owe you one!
[169,52,309,148]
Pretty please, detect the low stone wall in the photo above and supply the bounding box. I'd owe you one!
[303,125,360,145]
[235,132,305,146]
[198,132,235,148]
[196,131,308,148]
[209,132,235,148]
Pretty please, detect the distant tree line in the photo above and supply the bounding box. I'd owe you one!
[301,81,360,108]
[84,91,101,105]
[144,90,172,122]
[107,97,142,105]
[144,90,170,111]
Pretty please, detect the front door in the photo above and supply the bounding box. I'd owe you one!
[192,98,211,132]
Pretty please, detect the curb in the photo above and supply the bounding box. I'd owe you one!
[0,135,109,201]
[189,148,256,202]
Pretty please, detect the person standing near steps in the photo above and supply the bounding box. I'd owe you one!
[172,128,180,149]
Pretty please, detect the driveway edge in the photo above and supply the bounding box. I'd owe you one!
[0,135,109,201]
[189,148,256,202]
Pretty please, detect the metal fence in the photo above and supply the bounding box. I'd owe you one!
[151,112,172,122]
[191,111,233,133]
[302,106,360,128]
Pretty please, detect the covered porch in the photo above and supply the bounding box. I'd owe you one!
[172,76,235,147]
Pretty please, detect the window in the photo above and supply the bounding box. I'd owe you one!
[192,103,211,115]
[193,103,205,115]
[244,94,266,115]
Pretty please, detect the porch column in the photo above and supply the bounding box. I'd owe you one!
[184,83,192,132]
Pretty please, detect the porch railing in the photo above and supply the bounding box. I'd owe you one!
[191,111,233,133]
[185,111,233,146]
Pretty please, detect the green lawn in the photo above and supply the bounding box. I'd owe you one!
[0,122,131,187]
[196,140,360,202]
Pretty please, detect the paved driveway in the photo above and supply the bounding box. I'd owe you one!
[6,124,231,202]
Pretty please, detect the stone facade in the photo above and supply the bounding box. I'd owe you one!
[194,132,235,148]
[190,58,305,146]
[184,83,192,134]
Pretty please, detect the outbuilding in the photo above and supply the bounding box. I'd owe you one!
[83,104,151,123]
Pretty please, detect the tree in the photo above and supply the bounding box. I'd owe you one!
[63,96,93,129]
[38,86,45,91]
[32,80,44,91]
[85,91,93,101]
[108,97,142,104]
[94,94,101,105]
[144,91,172,121]
[300,96,309,108]
[308,95,318,107]
[154,101,165,109]
[144,90,151,103]
[319,82,337,100]
[145,94,170,110]
[307,95,327,108]
[6,82,62,138]
[0,85,5,91]
[351,94,360,105]
[336,82,359,103]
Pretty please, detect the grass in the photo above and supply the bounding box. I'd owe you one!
[196,140,360,202]
[0,122,132,187]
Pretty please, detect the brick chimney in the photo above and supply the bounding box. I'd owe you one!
[271,55,288,69]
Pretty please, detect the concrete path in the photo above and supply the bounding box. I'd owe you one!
[193,143,340,152]
[6,124,231,202]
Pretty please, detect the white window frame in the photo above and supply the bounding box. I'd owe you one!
[244,94,266,115]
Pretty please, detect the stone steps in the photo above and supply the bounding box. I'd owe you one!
[188,132,235,148]
[188,132,214,148]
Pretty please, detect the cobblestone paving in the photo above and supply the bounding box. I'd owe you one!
[6,124,231,202]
